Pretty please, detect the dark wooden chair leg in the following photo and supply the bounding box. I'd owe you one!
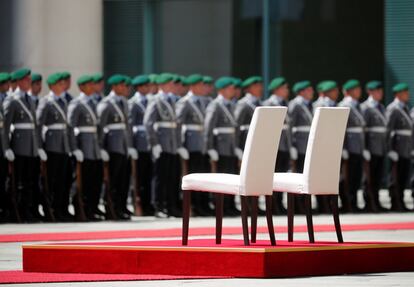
[240,196,250,246]
[287,193,295,242]
[215,193,224,244]
[304,194,315,243]
[265,195,276,246]
[251,196,258,243]
[182,190,191,245]
[330,195,344,243]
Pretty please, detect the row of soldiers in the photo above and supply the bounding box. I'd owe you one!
[0,68,412,223]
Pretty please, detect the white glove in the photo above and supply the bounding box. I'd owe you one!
[289,147,298,160]
[208,149,219,162]
[100,149,110,162]
[128,147,138,160]
[342,149,349,160]
[72,149,84,162]
[388,150,399,162]
[38,148,48,161]
[152,144,162,160]
[177,147,189,160]
[362,150,371,162]
[234,148,243,161]
[5,149,15,162]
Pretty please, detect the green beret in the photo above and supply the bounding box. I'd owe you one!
[47,73,63,85]
[155,73,175,85]
[148,74,158,84]
[124,76,132,86]
[31,73,42,83]
[92,73,103,83]
[60,71,71,80]
[77,75,93,85]
[366,80,382,90]
[319,80,337,93]
[392,82,409,93]
[132,75,150,87]
[343,79,360,91]
[108,74,127,86]
[173,74,182,83]
[215,76,234,90]
[232,78,242,88]
[241,76,263,88]
[293,80,311,94]
[186,74,204,85]
[203,76,213,84]
[316,81,326,92]
[0,73,11,84]
[268,77,286,91]
[12,68,31,81]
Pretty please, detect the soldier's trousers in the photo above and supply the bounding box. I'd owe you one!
[82,159,103,215]
[31,157,41,216]
[152,152,176,212]
[14,155,37,219]
[217,155,238,213]
[392,157,410,208]
[46,152,70,218]
[135,152,153,214]
[366,155,384,207]
[0,157,8,219]
[108,152,130,213]
[347,153,363,209]
[188,152,209,213]
[273,150,290,213]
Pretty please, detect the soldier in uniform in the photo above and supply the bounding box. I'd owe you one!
[128,75,153,216]
[68,75,106,220]
[387,83,412,211]
[312,81,327,110]
[0,73,10,221]
[204,77,239,216]
[37,73,83,221]
[360,81,388,212]
[3,68,45,222]
[176,74,211,216]
[97,74,138,220]
[144,73,188,218]
[263,77,295,214]
[232,78,243,104]
[338,79,371,212]
[146,74,159,102]
[91,73,105,104]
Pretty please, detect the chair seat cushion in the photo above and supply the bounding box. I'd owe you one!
[273,173,307,194]
[181,173,240,195]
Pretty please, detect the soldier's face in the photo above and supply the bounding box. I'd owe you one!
[235,88,242,99]
[137,84,150,95]
[94,81,105,93]
[221,85,236,99]
[397,90,410,103]
[50,81,65,95]
[370,88,383,101]
[18,75,32,92]
[326,88,339,101]
[348,86,362,100]
[191,82,205,96]
[80,82,95,96]
[63,78,71,90]
[247,83,263,97]
[149,83,158,94]
[274,84,289,99]
[31,81,42,96]
[302,86,314,101]
[0,82,10,93]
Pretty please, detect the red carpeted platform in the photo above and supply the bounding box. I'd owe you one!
[3,221,414,243]
[23,239,414,278]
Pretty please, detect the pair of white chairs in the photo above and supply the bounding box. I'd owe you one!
[181,106,350,246]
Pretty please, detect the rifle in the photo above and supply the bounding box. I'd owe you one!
[74,161,87,221]
[40,161,55,222]
[103,161,117,219]
[130,158,143,216]
[8,161,21,223]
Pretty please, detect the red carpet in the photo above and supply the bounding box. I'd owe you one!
[0,270,228,284]
[2,221,414,243]
[23,239,414,278]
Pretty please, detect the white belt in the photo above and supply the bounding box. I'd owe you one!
[366,126,387,133]
[74,126,97,135]
[12,123,35,130]
[346,127,364,133]
[394,129,412,136]
[182,124,203,132]
[154,121,177,130]
[133,125,146,133]
[292,126,311,133]
[213,127,235,135]
[104,123,126,133]
[239,124,250,131]
[46,123,66,130]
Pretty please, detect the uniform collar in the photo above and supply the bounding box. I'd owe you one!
[297,95,310,105]
[217,94,232,104]
[245,93,260,103]
[324,97,336,107]
[344,96,359,107]
[270,94,285,103]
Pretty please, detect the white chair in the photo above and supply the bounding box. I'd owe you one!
[181,107,287,246]
[270,107,349,243]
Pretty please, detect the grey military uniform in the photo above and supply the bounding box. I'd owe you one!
[97,92,132,156]
[128,92,150,152]
[312,96,326,110]
[0,92,8,156]
[234,94,260,150]
[143,92,180,154]
[36,92,73,154]
[338,96,366,155]
[288,96,313,155]
[204,95,238,157]
[361,97,388,156]
[67,93,101,160]
[176,92,207,153]
[262,94,292,153]
[3,88,39,157]
[386,98,413,159]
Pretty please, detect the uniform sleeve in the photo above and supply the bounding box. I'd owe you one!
[36,98,49,149]
[386,108,397,152]
[97,101,109,148]
[3,97,15,150]
[67,101,79,151]
[143,101,159,147]
[204,102,218,151]
[122,98,133,148]
[175,99,188,147]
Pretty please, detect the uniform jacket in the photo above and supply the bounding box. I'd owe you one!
[128,92,150,152]
[288,95,313,155]
[234,94,260,150]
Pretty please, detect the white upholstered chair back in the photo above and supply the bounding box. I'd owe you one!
[239,107,287,196]
[302,107,350,195]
